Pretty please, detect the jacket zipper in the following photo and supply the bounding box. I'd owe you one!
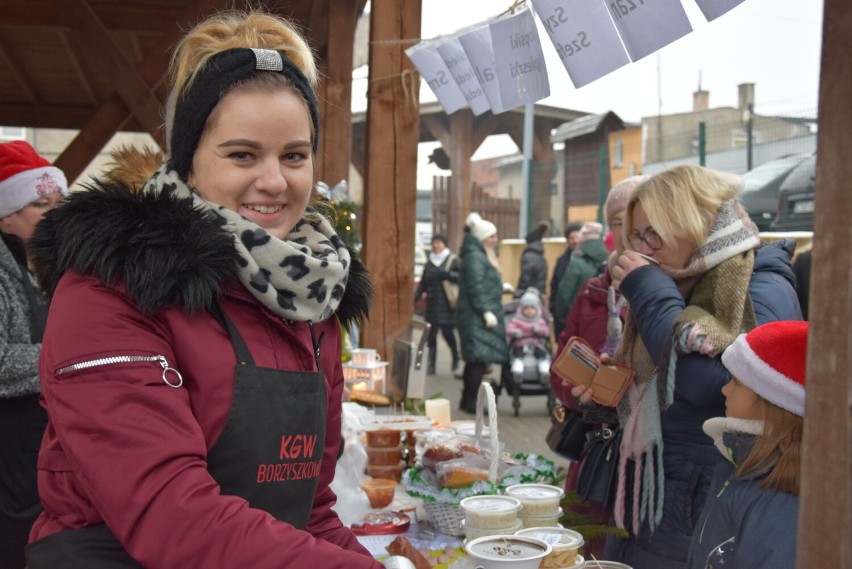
[56,355,183,388]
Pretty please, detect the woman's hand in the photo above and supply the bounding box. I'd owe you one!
[570,384,595,405]
[567,353,613,404]
[611,250,652,290]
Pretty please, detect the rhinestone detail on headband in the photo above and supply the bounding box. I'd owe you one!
[250,48,283,71]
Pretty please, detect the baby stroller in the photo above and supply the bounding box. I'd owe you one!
[500,289,556,417]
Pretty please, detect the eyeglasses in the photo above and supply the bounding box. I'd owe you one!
[627,228,663,251]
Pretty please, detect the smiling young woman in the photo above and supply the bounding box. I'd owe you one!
[24,9,379,569]
[189,88,314,240]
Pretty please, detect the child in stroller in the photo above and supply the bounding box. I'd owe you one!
[503,289,555,416]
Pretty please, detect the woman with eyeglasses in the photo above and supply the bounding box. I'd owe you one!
[572,165,802,569]
[0,141,67,569]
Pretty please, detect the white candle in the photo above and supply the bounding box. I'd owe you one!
[425,398,451,425]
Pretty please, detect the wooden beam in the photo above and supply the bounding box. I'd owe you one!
[59,0,165,145]
[472,113,499,152]
[0,103,124,129]
[55,0,230,182]
[0,31,39,103]
[421,114,451,149]
[360,0,422,359]
[58,31,98,105]
[797,0,852,567]
[0,2,192,32]
[314,0,356,188]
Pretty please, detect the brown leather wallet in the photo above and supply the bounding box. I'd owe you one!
[551,336,634,407]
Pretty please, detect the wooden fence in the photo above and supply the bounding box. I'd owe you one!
[432,175,521,241]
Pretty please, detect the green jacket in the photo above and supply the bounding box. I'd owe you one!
[554,238,609,324]
[456,234,508,364]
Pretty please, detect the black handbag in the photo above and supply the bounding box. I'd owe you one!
[576,425,622,511]
[545,403,593,461]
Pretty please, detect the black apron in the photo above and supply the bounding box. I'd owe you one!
[26,304,328,568]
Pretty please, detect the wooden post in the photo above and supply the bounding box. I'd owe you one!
[360,0,421,359]
[448,110,473,251]
[797,0,852,567]
[314,0,356,187]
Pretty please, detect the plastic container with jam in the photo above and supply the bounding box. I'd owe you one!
[505,483,565,516]
[514,527,584,569]
[366,445,404,466]
[366,460,406,482]
[365,429,401,448]
[459,495,522,529]
[359,478,397,509]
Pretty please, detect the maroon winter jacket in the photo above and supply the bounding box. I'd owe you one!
[27,176,380,568]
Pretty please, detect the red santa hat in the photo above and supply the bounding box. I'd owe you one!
[0,140,68,218]
[721,320,808,416]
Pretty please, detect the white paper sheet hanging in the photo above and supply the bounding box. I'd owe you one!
[457,22,507,114]
[405,39,467,114]
[489,6,550,112]
[694,0,747,22]
[532,0,630,88]
[437,36,491,116]
[605,0,693,62]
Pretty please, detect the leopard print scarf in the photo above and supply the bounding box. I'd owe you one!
[142,165,350,322]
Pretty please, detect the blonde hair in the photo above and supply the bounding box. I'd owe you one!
[163,9,318,152]
[625,165,742,254]
[737,399,803,495]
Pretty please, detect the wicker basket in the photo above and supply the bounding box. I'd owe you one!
[423,501,466,536]
[423,382,500,536]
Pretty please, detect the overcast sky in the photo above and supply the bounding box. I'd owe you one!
[357,0,824,185]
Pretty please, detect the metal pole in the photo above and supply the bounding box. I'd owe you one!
[597,144,608,224]
[746,102,754,170]
[520,103,534,237]
[699,122,706,166]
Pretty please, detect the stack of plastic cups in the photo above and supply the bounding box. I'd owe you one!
[459,495,523,542]
[504,483,565,528]
[364,429,405,482]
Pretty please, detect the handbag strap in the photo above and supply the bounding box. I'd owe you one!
[586,426,618,443]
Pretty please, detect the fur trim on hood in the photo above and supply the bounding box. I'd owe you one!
[29,151,372,329]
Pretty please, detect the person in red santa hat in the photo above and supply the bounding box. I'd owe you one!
[687,320,808,569]
[0,140,67,569]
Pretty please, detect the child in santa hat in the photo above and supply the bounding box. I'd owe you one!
[687,320,807,569]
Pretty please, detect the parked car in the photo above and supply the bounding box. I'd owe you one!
[770,154,817,232]
[738,153,811,231]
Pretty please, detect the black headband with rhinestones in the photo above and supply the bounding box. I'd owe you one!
[168,47,319,180]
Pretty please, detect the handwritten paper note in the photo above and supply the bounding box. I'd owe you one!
[532,0,630,88]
